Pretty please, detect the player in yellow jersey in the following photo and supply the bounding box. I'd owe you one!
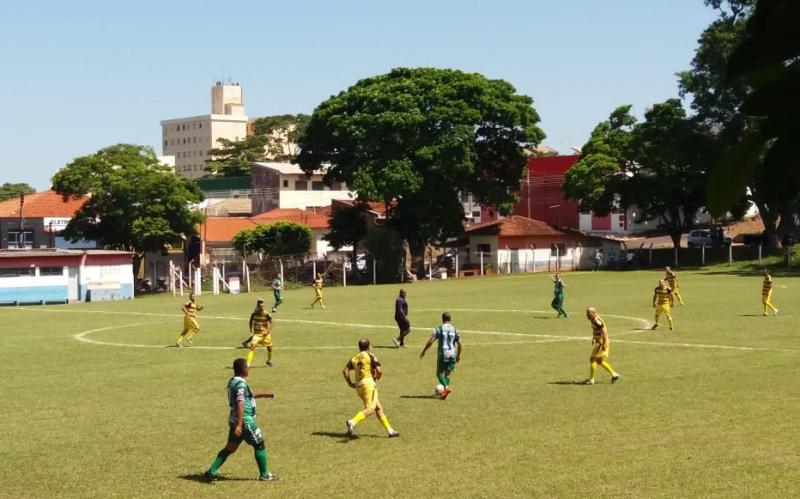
[583,307,620,385]
[343,339,399,438]
[176,293,203,347]
[310,273,326,309]
[244,300,275,367]
[762,268,778,316]
[652,279,674,330]
[664,266,684,305]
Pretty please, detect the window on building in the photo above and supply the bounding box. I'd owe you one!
[282,180,289,188]
[164,140,168,147]
[330,181,342,190]
[550,243,566,256]
[39,267,64,276]
[0,267,35,278]
[472,211,481,219]
[294,180,308,190]
[312,181,325,191]
[8,230,33,249]
[476,243,491,254]
[199,123,202,128]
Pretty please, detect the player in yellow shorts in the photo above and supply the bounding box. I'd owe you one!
[583,307,620,385]
[762,268,778,316]
[310,273,326,309]
[343,338,399,438]
[652,279,674,331]
[176,292,203,347]
[665,266,684,305]
[244,300,275,367]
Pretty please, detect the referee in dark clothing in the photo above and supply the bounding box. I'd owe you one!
[392,289,410,347]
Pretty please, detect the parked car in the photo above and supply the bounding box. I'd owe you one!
[687,229,731,247]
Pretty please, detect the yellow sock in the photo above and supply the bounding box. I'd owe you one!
[187,331,197,340]
[667,315,673,328]
[267,349,273,362]
[351,411,367,426]
[589,361,598,379]
[176,334,186,343]
[246,349,255,366]
[600,360,616,376]
[379,414,392,431]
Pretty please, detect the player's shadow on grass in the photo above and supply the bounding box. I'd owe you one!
[373,345,400,350]
[739,314,766,317]
[311,431,381,443]
[179,473,251,483]
[399,394,439,400]
[548,380,591,386]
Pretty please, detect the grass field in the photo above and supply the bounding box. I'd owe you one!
[1,268,798,498]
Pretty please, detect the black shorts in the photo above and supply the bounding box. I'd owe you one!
[227,422,264,447]
[395,318,410,333]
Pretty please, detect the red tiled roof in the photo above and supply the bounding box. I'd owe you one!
[201,208,330,243]
[333,199,388,215]
[0,190,89,218]
[200,217,259,243]
[249,208,329,229]
[465,215,564,237]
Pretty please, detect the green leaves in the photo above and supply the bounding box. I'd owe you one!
[205,135,268,177]
[51,144,204,256]
[297,67,544,248]
[0,183,35,202]
[233,222,312,256]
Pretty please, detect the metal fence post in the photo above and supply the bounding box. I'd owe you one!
[701,245,705,266]
[729,244,733,265]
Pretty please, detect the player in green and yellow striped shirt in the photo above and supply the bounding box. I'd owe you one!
[762,268,778,316]
[651,279,674,331]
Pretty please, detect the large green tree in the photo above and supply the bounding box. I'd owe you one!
[0,182,35,202]
[251,114,311,161]
[705,0,800,248]
[564,100,714,248]
[51,144,204,276]
[296,67,544,266]
[233,221,312,256]
[204,135,268,177]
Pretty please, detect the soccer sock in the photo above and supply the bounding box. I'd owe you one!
[254,448,268,477]
[437,373,449,386]
[667,315,674,328]
[208,448,230,475]
[267,349,273,362]
[600,360,616,376]
[246,349,255,366]
[378,414,393,431]
[187,331,197,340]
[351,411,367,426]
[589,361,598,379]
[176,333,185,343]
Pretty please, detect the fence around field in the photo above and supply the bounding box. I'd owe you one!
[160,242,797,296]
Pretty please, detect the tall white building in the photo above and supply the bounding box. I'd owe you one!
[161,82,249,179]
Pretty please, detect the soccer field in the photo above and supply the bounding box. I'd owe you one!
[1,269,798,498]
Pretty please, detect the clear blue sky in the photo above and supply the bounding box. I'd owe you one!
[0,0,717,190]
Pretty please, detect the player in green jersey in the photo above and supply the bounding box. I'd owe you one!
[420,312,462,399]
[271,275,283,313]
[204,358,278,482]
[551,273,567,318]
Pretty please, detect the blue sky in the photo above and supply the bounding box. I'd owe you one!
[0,0,717,190]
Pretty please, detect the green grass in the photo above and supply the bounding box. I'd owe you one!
[1,270,798,498]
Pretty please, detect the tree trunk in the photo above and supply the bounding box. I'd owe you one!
[132,253,143,281]
[752,197,782,250]
[408,240,426,277]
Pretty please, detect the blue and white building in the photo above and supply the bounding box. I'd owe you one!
[0,249,134,304]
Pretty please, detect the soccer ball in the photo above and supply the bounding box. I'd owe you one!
[434,384,445,396]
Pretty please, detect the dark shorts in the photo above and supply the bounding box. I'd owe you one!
[437,355,456,374]
[395,318,410,333]
[227,422,264,447]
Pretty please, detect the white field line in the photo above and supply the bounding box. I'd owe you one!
[11,307,798,354]
[73,322,579,351]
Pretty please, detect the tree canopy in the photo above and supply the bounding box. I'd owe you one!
[51,144,204,275]
[563,100,714,248]
[233,221,312,257]
[705,0,800,239]
[0,182,35,202]
[204,135,268,177]
[296,67,544,261]
[251,114,310,161]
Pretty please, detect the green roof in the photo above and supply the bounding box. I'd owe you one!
[195,176,252,191]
